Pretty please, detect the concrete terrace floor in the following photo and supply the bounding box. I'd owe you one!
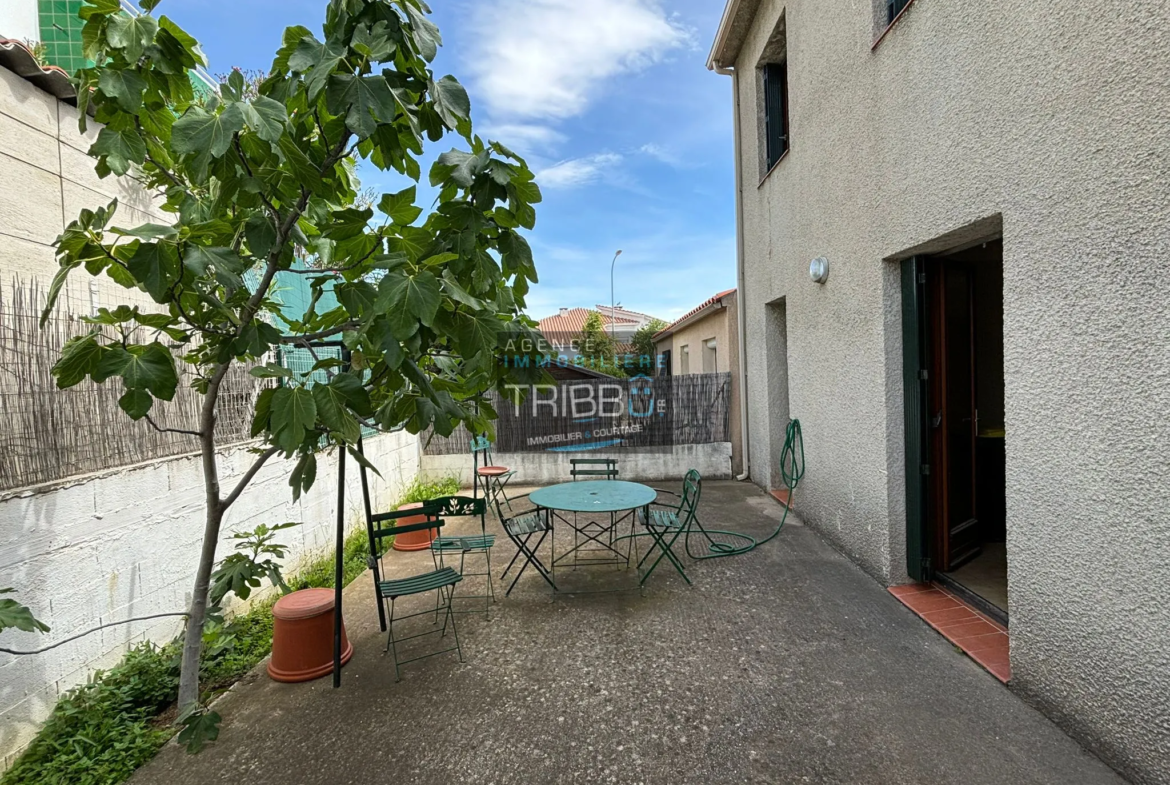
[131,481,1125,785]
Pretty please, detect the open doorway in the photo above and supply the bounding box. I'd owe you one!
[904,240,1007,622]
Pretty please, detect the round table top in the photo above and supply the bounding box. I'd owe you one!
[530,480,656,513]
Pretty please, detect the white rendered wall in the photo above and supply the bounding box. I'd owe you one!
[0,63,166,311]
[0,431,419,768]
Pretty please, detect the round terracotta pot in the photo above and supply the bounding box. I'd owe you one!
[268,588,353,683]
[390,501,438,551]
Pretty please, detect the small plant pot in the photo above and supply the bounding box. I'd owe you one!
[268,588,352,683]
[390,501,438,551]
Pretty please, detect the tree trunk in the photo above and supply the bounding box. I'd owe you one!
[177,496,223,712]
[177,368,227,714]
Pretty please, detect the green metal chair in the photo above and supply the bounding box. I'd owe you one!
[472,435,515,513]
[428,496,495,617]
[637,469,702,586]
[569,457,618,480]
[365,502,464,681]
[566,458,625,569]
[496,494,557,595]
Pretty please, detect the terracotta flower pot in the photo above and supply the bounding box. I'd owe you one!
[390,501,439,551]
[268,588,353,683]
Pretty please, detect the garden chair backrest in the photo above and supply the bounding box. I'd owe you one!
[367,500,445,570]
[569,458,618,480]
[676,469,702,527]
[428,495,487,534]
[470,435,497,466]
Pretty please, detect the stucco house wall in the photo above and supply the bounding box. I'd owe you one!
[662,307,733,375]
[720,0,1170,782]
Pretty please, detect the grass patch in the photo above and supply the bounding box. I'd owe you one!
[1,475,461,785]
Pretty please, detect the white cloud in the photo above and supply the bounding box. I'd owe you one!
[638,142,683,166]
[477,122,567,155]
[536,152,623,189]
[465,0,690,122]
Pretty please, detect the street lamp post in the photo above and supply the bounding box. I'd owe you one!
[610,249,623,347]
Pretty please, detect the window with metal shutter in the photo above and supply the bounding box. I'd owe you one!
[763,62,788,170]
[888,0,912,24]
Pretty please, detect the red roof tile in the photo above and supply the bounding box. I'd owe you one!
[654,289,736,339]
[538,308,637,335]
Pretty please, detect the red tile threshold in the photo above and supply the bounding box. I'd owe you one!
[769,489,791,507]
[889,583,1011,683]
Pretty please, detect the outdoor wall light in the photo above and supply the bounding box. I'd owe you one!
[809,256,830,284]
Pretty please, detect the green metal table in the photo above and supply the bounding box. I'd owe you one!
[530,481,657,574]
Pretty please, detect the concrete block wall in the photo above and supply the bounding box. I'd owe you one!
[0,64,165,312]
[0,431,419,768]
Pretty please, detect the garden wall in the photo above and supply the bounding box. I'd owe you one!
[418,442,734,488]
[0,431,420,769]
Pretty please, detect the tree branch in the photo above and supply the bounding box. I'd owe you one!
[233,134,280,221]
[221,446,281,511]
[277,321,361,344]
[144,413,203,438]
[232,130,353,344]
[135,119,195,198]
[282,227,383,275]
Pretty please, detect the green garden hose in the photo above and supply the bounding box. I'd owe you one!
[682,418,805,559]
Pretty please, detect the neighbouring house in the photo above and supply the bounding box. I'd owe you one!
[653,289,742,475]
[536,306,665,375]
[592,305,660,344]
[538,305,660,347]
[708,1,1169,783]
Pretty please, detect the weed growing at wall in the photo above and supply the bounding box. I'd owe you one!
[1,476,461,785]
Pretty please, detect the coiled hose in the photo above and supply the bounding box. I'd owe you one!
[683,418,805,559]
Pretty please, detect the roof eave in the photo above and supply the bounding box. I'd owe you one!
[654,301,726,342]
[707,0,760,72]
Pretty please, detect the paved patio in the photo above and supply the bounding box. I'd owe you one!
[131,481,1124,784]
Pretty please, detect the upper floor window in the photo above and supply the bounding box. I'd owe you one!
[757,12,789,179]
[887,0,912,24]
[762,62,789,171]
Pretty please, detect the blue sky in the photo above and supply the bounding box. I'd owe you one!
[164,0,736,322]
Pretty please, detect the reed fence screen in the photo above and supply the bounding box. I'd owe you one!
[0,278,262,492]
[423,372,732,455]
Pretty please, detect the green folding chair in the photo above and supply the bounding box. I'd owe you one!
[637,469,702,586]
[366,502,464,681]
[471,435,516,513]
[428,496,495,617]
[496,494,557,596]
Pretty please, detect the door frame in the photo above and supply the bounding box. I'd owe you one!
[901,256,931,581]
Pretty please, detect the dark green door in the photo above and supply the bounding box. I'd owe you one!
[926,261,981,570]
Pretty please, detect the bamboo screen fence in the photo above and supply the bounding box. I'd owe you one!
[0,278,262,492]
[422,372,732,455]
[1,275,734,490]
